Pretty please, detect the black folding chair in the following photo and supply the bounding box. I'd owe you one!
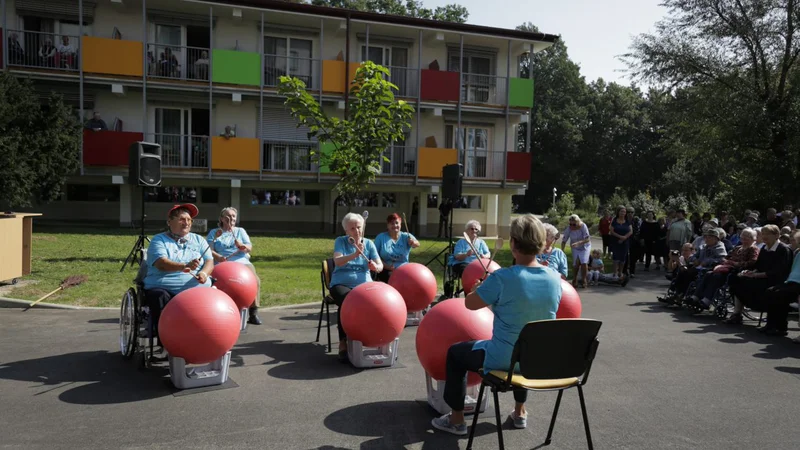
[466,319,603,450]
[315,258,336,353]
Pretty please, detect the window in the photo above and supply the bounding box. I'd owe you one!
[453,195,482,210]
[67,185,119,202]
[360,45,409,95]
[445,125,492,178]
[447,49,495,103]
[146,186,198,203]
[264,36,313,87]
[200,188,219,204]
[263,141,313,172]
[250,189,319,206]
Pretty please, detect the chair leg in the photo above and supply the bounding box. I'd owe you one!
[758,311,764,327]
[493,388,505,450]
[544,389,564,445]
[577,385,594,450]
[326,304,332,353]
[466,382,486,450]
[315,299,325,343]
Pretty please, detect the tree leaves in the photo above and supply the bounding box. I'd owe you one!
[310,0,469,23]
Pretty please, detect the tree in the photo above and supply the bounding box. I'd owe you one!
[310,0,469,23]
[0,72,81,209]
[278,61,415,203]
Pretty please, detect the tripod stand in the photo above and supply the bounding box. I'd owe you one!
[425,203,455,268]
[121,188,150,272]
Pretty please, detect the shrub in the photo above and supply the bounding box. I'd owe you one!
[555,191,576,216]
[578,194,601,217]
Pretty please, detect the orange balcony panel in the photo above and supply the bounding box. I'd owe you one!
[506,152,531,181]
[83,130,143,166]
[418,147,458,178]
[81,37,143,77]
[211,137,260,172]
[322,60,362,93]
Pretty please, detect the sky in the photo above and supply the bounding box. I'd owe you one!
[424,0,669,85]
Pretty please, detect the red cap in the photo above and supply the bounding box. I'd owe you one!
[168,203,199,218]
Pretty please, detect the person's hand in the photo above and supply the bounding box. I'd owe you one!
[356,241,365,256]
[738,270,750,277]
[214,229,223,239]
[408,237,418,246]
[368,260,379,272]
[234,239,247,251]
[214,254,226,263]
[184,259,201,272]
[467,249,474,256]
[385,263,394,271]
[196,271,209,284]
[473,277,485,289]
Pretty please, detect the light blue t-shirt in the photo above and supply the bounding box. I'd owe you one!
[373,231,417,268]
[143,232,213,295]
[590,257,604,270]
[537,248,569,278]
[448,238,490,266]
[207,227,252,265]
[473,266,562,372]
[786,251,800,284]
[330,236,379,289]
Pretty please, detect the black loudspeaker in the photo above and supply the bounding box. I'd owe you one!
[128,142,162,186]
[442,163,463,201]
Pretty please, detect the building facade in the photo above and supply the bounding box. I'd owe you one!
[0,0,555,237]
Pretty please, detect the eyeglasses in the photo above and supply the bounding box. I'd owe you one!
[469,228,480,232]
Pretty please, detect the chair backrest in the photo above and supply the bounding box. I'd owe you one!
[134,248,149,286]
[511,319,602,383]
[321,258,335,289]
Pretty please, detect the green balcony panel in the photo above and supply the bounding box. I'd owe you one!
[212,49,260,86]
[508,78,534,108]
[319,142,336,173]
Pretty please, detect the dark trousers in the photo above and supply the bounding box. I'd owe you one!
[330,285,352,341]
[601,234,611,255]
[673,266,699,296]
[624,244,640,275]
[644,239,661,268]
[375,270,391,283]
[443,341,527,411]
[765,282,800,331]
[695,271,728,300]
[729,276,771,311]
[143,288,174,334]
[438,216,449,238]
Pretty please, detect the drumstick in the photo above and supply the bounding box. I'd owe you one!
[348,236,367,260]
[487,238,503,271]
[462,231,488,273]
[402,212,410,234]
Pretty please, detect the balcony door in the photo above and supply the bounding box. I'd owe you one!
[448,125,490,178]
[448,51,494,103]
[154,107,209,168]
[361,45,409,96]
[264,36,313,87]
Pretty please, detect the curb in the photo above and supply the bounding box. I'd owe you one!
[0,297,322,312]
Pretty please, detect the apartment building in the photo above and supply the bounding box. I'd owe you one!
[0,0,556,237]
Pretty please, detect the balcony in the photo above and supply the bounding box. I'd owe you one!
[506,152,532,181]
[417,147,458,178]
[6,30,80,72]
[385,66,419,98]
[83,37,142,77]
[321,60,361,93]
[460,73,507,106]
[420,69,460,102]
[263,54,320,90]
[381,146,417,176]
[262,140,317,173]
[147,44,210,82]
[83,130,143,166]
[462,149,506,180]
[212,49,260,86]
[147,133,209,169]
[210,136,260,171]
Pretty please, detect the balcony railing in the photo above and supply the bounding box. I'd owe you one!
[381,146,417,176]
[263,54,320,90]
[461,149,506,180]
[385,66,419,98]
[460,73,507,105]
[147,44,209,81]
[262,140,318,172]
[6,30,80,71]
[147,133,209,168]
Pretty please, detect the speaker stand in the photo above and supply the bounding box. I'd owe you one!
[425,205,455,268]
[121,188,150,272]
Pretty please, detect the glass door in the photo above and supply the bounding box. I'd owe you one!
[155,108,183,166]
[154,24,183,78]
[467,56,492,102]
[466,128,489,177]
[264,36,288,85]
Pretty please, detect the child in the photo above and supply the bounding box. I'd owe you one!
[587,249,604,285]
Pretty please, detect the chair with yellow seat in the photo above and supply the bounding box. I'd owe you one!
[465,318,602,450]
[315,258,336,353]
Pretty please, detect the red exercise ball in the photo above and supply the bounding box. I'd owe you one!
[557,279,582,319]
[388,263,438,313]
[211,261,259,310]
[462,258,501,295]
[416,298,494,385]
[340,282,408,347]
[159,286,241,364]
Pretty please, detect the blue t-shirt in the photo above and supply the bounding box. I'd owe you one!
[207,227,252,265]
[448,238,490,266]
[473,266,562,372]
[330,236,379,289]
[590,257,604,270]
[786,251,800,285]
[536,248,569,278]
[373,231,416,268]
[143,232,213,295]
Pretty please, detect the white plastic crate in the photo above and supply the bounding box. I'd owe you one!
[240,308,248,332]
[425,373,489,415]
[347,338,399,368]
[406,310,424,326]
[168,351,231,390]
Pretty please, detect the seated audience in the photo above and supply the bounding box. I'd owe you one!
[763,230,800,337]
[688,228,759,309]
[537,223,569,279]
[669,229,727,303]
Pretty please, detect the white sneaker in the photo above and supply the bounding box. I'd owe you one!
[509,410,527,429]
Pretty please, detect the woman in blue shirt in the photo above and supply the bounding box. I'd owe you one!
[432,214,562,436]
[373,213,420,283]
[537,223,569,279]
[448,220,491,277]
[207,207,262,325]
[330,212,384,361]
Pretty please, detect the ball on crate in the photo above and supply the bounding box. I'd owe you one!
[388,263,438,313]
[211,261,259,310]
[340,282,408,347]
[557,279,582,319]
[461,258,501,295]
[158,286,241,364]
[416,298,494,386]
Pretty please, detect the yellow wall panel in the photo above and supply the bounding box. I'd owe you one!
[322,60,345,93]
[418,147,458,178]
[81,37,143,77]
[211,137,260,172]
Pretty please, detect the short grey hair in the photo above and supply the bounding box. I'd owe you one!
[464,220,481,232]
[740,228,756,240]
[341,212,365,231]
[219,206,238,217]
[542,223,560,241]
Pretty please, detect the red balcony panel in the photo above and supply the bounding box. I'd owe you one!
[83,130,144,166]
[506,152,531,181]
[420,70,460,102]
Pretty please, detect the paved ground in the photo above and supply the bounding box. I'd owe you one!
[1,270,798,450]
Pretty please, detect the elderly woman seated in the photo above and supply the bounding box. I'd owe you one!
[447,220,491,278]
[143,204,213,330]
[670,228,728,303]
[207,207,261,325]
[537,223,568,279]
[329,212,384,361]
[725,224,794,325]
[763,230,800,338]
[373,213,420,283]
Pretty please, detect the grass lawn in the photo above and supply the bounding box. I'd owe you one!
[7,228,590,308]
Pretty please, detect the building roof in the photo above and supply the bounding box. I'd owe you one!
[202,0,560,43]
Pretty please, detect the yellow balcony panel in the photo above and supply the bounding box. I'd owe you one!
[81,37,143,77]
[418,147,458,178]
[322,60,363,93]
[211,137,260,172]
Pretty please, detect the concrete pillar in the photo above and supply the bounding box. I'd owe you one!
[322,190,334,233]
[120,184,133,227]
[230,187,241,212]
[486,194,499,237]
[497,193,513,239]
[418,200,428,237]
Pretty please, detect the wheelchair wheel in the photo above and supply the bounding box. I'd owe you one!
[119,288,138,359]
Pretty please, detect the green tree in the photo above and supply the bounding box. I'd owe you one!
[310,0,469,23]
[0,72,81,209]
[278,61,414,202]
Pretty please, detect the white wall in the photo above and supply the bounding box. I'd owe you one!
[215,98,258,138]
[93,0,144,40]
[93,90,144,132]
[214,17,259,52]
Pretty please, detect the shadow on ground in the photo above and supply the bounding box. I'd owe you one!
[230,340,357,381]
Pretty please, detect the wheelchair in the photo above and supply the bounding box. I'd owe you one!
[441,254,465,300]
[119,260,160,369]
